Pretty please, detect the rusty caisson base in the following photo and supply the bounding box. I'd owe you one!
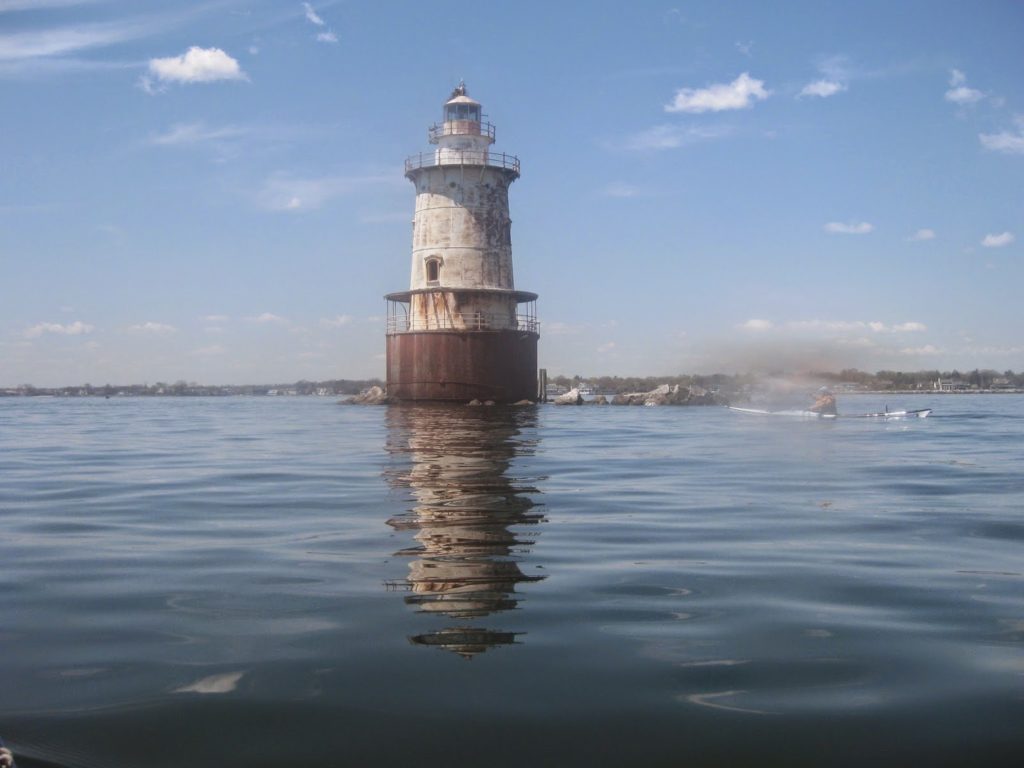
[386,330,538,403]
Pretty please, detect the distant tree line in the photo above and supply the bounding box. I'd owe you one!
[6,368,1022,398]
[1,378,385,397]
[550,368,1024,395]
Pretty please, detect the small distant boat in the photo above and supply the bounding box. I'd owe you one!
[727,406,932,420]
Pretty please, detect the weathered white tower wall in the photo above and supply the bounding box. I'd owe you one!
[409,166,514,291]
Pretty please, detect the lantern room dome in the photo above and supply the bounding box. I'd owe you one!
[444,82,481,122]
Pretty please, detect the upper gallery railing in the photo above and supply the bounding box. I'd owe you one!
[405,150,520,174]
[428,120,496,142]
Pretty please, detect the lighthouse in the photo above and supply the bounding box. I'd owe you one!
[385,84,539,402]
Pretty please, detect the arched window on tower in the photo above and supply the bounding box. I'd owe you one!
[426,258,441,283]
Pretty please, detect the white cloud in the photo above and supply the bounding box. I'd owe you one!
[544,321,585,336]
[192,344,224,356]
[258,172,396,211]
[359,210,411,223]
[787,320,926,334]
[898,344,941,356]
[0,20,147,61]
[150,122,246,146]
[946,86,984,105]
[302,3,325,26]
[128,322,176,334]
[620,124,731,151]
[320,315,352,328]
[735,41,753,57]
[665,72,769,113]
[146,46,245,86]
[202,314,229,322]
[747,319,927,335]
[979,118,1024,154]
[891,322,927,333]
[0,0,95,9]
[824,221,874,235]
[981,232,1014,248]
[597,341,617,354]
[798,79,846,98]
[248,312,287,324]
[302,3,337,43]
[945,69,983,105]
[907,228,935,241]
[602,182,640,198]
[24,320,94,338]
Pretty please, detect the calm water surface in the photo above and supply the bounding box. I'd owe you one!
[1,395,1022,767]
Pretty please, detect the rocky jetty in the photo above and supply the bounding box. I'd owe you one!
[553,388,584,405]
[609,384,718,407]
[344,385,388,405]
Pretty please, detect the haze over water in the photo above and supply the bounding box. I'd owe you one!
[1,395,1022,767]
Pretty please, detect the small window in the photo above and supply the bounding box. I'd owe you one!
[426,259,440,282]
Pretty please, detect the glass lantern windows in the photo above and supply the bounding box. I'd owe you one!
[445,103,480,122]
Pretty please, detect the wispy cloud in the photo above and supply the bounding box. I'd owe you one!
[601,182,640,198]
[302,3,325,26]
[142,46,245,92]
[980,117,1024,155]
[981,231,1014,248]
[790,320,866,333]
[0,0,97,11]
[907,228,935,241]
[665,72,769,113]
[191,344,224,357]
[24,320,94,338]
[257,172,396,211]
[0,19,149,61]
[149,122,247,146]
[302,3,338,44]
[898,344,941,357]
[544,321,586,336]
[945,69,984,105]
[798,79,846,98]
[128,321,176,334]
[247,312,287,324]
[320,314,352,328]
[742,318,927,335]
[359,210,411,224]
[619,123,731,151]
[824,221,873,235]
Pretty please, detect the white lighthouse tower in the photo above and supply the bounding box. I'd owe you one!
[385,83,539,402]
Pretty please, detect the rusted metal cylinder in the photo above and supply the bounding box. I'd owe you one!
[387,329,538,402]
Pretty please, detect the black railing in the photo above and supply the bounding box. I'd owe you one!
[404,150,520,174]
[428,120,496,142]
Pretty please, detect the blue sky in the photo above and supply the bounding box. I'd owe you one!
[1,0,1021,386]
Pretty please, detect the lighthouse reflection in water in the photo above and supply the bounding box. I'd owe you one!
[384,405,546,657]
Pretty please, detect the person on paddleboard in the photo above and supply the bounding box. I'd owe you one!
[808,386,837,416]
